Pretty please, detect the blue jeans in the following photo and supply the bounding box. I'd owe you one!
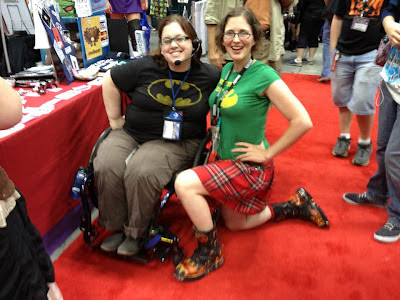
[321,19,331,78]
[367,81,400,225]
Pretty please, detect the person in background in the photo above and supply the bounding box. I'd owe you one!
[329,0,387,166]
[94,15,220,256]
[343,0,400,243]
[0,77,63,299]
[287,0,326,66]
[204,0,289,75]
[149,0,170,28]
[106,0,148,52]
[173,7,329,282]
[318,0,332,82]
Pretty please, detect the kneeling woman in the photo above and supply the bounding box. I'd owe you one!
[174,7,329,282]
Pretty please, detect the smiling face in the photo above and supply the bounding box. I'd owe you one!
[222,16,255,68]
[160,22,193,71]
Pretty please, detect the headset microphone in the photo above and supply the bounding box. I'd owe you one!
[174,39,201,66]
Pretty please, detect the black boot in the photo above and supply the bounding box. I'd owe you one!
[174,226,224,282]
[127,19,142,52]
[271,187,329,228]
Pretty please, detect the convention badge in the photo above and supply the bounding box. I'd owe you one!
[163,110,183,140]
[351,16,369,32]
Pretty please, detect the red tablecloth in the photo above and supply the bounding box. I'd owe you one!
[0,80,109,240]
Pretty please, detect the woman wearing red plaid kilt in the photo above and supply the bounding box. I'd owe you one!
[173,7,330,282]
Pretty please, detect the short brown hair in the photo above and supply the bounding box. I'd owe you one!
[215,7,262,55]
[150,15,202,69]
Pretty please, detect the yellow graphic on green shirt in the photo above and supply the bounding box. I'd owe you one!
[215,80,238,108]
[148,79,202,107]
[220,89,238,108]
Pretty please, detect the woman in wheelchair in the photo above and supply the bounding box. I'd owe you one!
[94,15,220,256]
[173,7,330,282]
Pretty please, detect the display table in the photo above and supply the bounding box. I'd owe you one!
[0,78,109,254]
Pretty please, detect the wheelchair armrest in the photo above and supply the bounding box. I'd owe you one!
[192,130,212,167]
[88,127,112,169]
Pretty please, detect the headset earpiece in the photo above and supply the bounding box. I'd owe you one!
[192,39,200,52]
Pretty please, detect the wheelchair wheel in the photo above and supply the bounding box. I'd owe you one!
[172,246,185,266]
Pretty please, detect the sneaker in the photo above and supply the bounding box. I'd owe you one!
[343,192,386,208]
[352,142,372,166]
[332,136,351,157]
[100,231,125,252]
[317,76,330,82]
[374,221,400,243]
[302,58,314,65]
[117,237,141,256]
[287,59,302,67]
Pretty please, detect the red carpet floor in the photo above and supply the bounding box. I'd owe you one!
[53,74,398,299]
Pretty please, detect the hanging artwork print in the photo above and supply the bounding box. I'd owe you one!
[38,4,79,84]
[81,16,103,61]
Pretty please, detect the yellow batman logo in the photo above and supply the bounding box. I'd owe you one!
[148,79,202,107]
[220,89,238,108]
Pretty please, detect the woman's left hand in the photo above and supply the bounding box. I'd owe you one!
[140,0,149,10]
[232,141,270,165]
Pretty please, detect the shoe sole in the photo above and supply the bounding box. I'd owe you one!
[374,233,400,243]
[174,255,225,282]
[342,194,386,208]
[332,145,350,157]
[117,249,140,256]
[352,158,370,166]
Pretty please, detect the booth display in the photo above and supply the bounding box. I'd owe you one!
[39,4,80,84]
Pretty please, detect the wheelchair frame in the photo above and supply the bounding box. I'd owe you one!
[71,128,211,265]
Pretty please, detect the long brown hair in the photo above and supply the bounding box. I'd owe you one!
[150,15,202,69]
[215,7,262,55]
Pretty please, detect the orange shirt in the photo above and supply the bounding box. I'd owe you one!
[245,0,271,31]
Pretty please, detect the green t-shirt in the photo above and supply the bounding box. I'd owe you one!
[208,61,280,160]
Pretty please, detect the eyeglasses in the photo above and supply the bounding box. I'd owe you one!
[224,31,252,40]
[160,36,190,46]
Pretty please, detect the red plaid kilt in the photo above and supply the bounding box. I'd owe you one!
[192,160,274,215]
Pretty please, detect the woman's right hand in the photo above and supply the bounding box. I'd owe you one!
[384,17,400,47]
[109,116,125,130]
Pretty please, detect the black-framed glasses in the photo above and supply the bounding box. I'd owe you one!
[224,31,252,40]
[160,36,190,46]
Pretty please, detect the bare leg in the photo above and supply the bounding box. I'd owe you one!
[357,114,375,140]
[296,48,306,62]
[174,170,214,232]
[221,206,272,231]
[338,107,353,133]
[308,47,318,61]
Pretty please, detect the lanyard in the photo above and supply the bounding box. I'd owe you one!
[211,58,253,125]
[168,67,192,110]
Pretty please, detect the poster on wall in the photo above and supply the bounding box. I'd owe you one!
[81,16,103,61]
[39,4,79,84]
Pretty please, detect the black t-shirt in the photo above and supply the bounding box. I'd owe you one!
[330,0,388,55]
[111,56,220,143]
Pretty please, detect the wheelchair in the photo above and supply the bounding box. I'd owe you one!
[71,127,211,265]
